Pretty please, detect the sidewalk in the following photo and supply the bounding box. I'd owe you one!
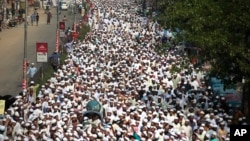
[2,6,55,28]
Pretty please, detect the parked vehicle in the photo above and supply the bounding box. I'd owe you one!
[61,2,69,10]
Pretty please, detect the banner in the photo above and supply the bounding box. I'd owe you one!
[36,42,48,62]
[55,30,59,52]
[22,59,27,90]
[0,100,5,115]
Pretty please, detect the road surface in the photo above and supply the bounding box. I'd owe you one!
[0,6,81,96]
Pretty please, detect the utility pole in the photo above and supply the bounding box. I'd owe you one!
[74,0,76,24]
[22,0,28,90]
[57,0,59,29]
[56,0,59,52]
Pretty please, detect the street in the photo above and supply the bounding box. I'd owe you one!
[0,6,81,96]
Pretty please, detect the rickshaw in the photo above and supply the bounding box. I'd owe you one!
[82,100,105,127]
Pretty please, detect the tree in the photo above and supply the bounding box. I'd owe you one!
[155,0,250,118]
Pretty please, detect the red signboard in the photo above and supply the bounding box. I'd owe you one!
[36,43,48,52]
[59,21,65,30]
[36,42,48,62]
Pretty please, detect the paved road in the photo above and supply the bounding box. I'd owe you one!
[0,7,81,96]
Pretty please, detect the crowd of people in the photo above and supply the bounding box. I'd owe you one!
[0,0,247,140]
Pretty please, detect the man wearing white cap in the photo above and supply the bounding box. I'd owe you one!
[181,120,192,141]
[11,120,22,140]
[27,81,40,103]
[195,127,206,141]
[27,63,37,81]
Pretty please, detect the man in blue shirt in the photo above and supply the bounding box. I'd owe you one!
[49,51,60,71]
[27,63,37,81]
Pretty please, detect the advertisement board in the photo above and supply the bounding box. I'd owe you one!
[36,42,48,62]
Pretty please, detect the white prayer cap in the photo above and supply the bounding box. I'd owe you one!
[44,90,49,94]
[77,124,83,127]
[0,125,5,131]
[46,120,51,125]
[211,124,218,128]
[25,122,31,127]
[15,95,22,99]
[38,120,43,124]
[42,134,48,140]
[92,134,97,138]
[212,131,217,136]
[49,84,55,88]
[23,89,27,93]
[152,118,158,123]
[82,132,87,136]
[14,111,19,116]
[52,119,57,124]
[73,131,79,137]
[164,135,169,139]
[51,126,56,130]
[76,127,81,131]
[199,127,204,130]
[97,132,103,137]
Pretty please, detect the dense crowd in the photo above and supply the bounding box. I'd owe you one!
[0,0,247,140]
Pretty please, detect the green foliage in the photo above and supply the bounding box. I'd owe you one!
[78,24,91,41]
[170,65,182,74]
[155,0,250,85]
[154,43,171,55]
